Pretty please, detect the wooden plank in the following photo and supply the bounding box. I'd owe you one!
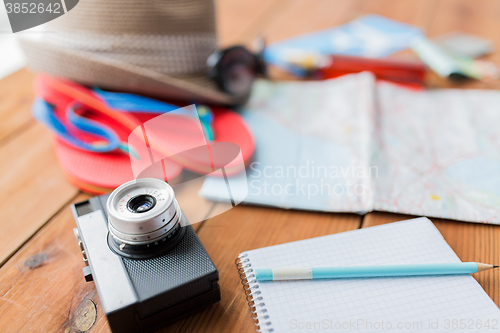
[362,212,500,307]
[0,69,36,144]
[423,0,500,89]
[427,0,500,40]
[256,0,362,44]
[0,123,79,266]
[356,0,437,28]
[214,0,287,47]
[0,194,108,333]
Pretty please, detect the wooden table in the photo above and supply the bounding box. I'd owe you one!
[1,0,499,332]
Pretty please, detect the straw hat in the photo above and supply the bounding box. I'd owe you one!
[20,0,248,105]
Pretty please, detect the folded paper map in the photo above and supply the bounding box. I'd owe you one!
[200,73,500,223]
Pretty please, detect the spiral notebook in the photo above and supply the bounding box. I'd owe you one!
[236,218,500,332]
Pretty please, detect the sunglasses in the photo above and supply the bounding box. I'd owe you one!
[207,38,267,96]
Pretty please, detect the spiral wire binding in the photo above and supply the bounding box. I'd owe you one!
[236,253,273,332]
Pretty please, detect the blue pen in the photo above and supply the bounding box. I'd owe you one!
[255,263,498,281]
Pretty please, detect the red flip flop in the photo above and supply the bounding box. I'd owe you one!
[36,75,255,191]
[54,138,184,190]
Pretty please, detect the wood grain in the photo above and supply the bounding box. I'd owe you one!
[214,0,288,47]
[256,0,362,44]
[0,123,79,265]
[0,69,36,144]
[0,194,111,333]
[356,0,437,28]
[362,212,500,307]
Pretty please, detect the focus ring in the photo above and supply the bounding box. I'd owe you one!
[106,178,177,235]
[109,204,181,245]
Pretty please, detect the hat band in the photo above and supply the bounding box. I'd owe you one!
[47,32,218,76]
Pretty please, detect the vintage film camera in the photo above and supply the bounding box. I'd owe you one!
[71,178,220,333]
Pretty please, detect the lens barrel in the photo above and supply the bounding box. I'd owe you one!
[106,178,185,259]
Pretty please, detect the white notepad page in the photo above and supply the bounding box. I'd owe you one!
[240,218,500,332]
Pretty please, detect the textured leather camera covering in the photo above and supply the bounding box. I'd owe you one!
[123,225,218,318]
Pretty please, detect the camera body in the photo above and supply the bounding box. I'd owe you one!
[71,182,220,333]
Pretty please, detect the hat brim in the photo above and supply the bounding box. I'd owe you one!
[20,36,249,106]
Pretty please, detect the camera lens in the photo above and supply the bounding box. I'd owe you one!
[106,178,186,259]
[127,194,156,213]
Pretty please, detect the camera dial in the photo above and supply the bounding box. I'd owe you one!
[106,178,185,259]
